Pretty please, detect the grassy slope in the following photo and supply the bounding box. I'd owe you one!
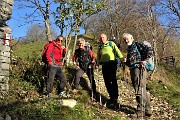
[3,37,124,119]
[1,36,179,119]
[12,41,45,60]
[148,65,180,116]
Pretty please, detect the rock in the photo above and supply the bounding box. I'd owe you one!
[59,99,77,108]
[5,114,11,120]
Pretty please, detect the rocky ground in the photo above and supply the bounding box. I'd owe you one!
[0,68,179,120]
[84,69,179,120]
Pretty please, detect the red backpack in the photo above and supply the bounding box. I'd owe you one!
[41,41,52,64]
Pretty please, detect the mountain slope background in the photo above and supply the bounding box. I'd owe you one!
[0,35,179,120]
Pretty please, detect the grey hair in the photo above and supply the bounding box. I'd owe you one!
[78,38,85,45]
[122,33,134,41]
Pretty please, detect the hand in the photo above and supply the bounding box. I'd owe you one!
[95,64,99,69]
[48,62,52,66]
[91,61,95,64]
[141,61,146,67]
[73,62,79,69]
[73,62,76,66]
[123,57,127,63]
[75,65,80,70]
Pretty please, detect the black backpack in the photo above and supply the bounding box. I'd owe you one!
[76,48,92,71]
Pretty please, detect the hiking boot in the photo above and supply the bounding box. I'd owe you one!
[130,111,145,118]
[108,98,117,104]
[145,110,152,117]
[107,98,118,109]
[71,89,79,93]
[46,93,51,99]
[59,91,67,98]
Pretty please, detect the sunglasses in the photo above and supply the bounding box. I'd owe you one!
[57,39,63,42]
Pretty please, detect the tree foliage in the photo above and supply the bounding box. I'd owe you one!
[54,0,103,65]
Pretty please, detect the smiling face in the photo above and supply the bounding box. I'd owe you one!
[56,36,64,45]
[123,33,134,46]
[99,34,107,44]
[78,38,85,49]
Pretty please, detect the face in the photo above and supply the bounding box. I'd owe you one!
[99,34,107,44]
[123,35,133,46]
[56,36,63,45]
[78,41,85,49]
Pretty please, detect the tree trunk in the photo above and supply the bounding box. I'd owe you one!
[45,18,52,41]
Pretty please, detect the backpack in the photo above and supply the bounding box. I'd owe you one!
[135,41,156,71]
[41,41,52,64]
[76,48,92,71]
[85,42,92,51]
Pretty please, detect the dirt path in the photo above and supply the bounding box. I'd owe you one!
[83,69,179,120]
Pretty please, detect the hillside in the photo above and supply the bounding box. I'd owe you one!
[0,37,179,119]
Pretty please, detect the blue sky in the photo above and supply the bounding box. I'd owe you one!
[7,1,85,39]
[7,1,58,39]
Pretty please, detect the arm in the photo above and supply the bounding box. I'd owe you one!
[137,42,154,67]
[112,42,124,59]
[61,46,66,58]
[89,50,95,62]
[46,43,54,65]
[73,50,80,69]
[73,49,78,64]
[96,47,101,65]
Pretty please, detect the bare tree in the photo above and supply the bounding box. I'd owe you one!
[156,0,180,34]
[28,0,52,41]
[160,0,180,21]
[13,0,57,41]
[83,0,138,44]
[24,23,57,43]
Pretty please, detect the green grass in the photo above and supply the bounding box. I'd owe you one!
[1,78,123,120]
[5,38,180,119]
[12,41,45,61]
[148,65,180,116]
[4,40,125,119]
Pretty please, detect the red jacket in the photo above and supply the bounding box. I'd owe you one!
[46,41,66,66]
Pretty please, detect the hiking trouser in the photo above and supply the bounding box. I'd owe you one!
[130,67,151,112]
[46,65,66,94]
[73,67,96,93]
[102,61,118,101]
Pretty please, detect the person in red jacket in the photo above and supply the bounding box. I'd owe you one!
[46,35,67,98]
[72,38,96,98]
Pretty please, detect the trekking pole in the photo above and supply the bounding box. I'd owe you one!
[97,68,102,106]
[89,64,94,102]
[140,66,145,119]
[122,63,132,106]
[125,68,132,106]
[119,63,125,108]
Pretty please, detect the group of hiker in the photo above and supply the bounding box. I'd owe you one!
[43,33,154,118]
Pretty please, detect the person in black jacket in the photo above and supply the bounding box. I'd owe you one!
[72,38,96,97]
[123,33,153,118]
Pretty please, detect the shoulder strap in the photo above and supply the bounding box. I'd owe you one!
[108,41,113,48]
[135,42,141,56]
[109,41,117,55]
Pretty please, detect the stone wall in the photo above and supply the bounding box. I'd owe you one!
[0,0,14,96]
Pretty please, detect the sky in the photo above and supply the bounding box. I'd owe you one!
[7,1,57,39]
[7,1,85,40]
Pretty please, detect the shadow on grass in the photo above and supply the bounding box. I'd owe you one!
[66,67,136,115]
[0,99,51,120]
